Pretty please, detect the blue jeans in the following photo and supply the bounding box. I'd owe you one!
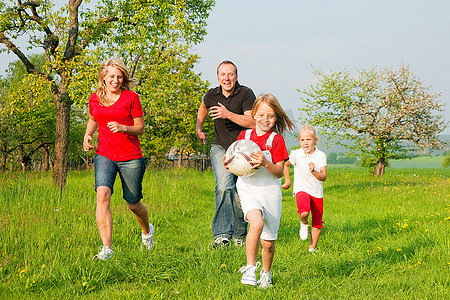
[210,144,247,240]
[94,155,145,205]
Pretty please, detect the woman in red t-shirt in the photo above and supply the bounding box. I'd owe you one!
[83,58,154,260]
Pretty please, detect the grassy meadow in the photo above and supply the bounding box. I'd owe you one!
[389,156,446,169]
[0,166,449,299]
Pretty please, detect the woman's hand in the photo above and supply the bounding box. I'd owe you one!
[83,135,95,151]
[107,121,126,133]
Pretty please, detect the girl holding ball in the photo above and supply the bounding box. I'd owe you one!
[224,93,294,288]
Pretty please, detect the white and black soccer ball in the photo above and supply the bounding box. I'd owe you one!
[225,139,261,177]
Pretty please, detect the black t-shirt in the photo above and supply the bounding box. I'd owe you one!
[203,82,256,149]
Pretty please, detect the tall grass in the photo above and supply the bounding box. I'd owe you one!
[0,167,448,299]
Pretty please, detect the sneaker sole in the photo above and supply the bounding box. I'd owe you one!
[241,278,257,286]
[92,254,112,261]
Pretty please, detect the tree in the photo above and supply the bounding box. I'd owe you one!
[0,55,55,171]
[0,0,213,188]
[136,46,211,163]
[299,65,447,176]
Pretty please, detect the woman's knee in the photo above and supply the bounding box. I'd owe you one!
[128,201,145,212]
[96,187,111,203]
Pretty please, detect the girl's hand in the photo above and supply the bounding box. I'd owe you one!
[107,121,126,133]
[282,179,291,190]
[308,162,315,172]
[223,155,231,172]
[250,151,265,169]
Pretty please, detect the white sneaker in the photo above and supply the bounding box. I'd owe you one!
[308,248,317,253]
[92,246,113,261]
[299,222,309,240]
[239,262,260,286]
[142,224,155,250]
[258,269,273,289]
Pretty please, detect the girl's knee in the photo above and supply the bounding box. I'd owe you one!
[261,239,275,252]
[299,211,309,219]
[248,218,263,233]
[247,210,263,225]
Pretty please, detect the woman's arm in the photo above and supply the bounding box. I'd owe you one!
[106,116,144,136]
[83,115,98,151]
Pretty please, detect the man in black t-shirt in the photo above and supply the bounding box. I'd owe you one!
[196,60,256,248]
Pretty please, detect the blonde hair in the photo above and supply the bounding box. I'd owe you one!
[96,58,135,106]
[251,93,294,135]
[298,125,319,144]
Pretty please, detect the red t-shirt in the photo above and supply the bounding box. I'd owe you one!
[236,129,288,164]
[89,89,143,161]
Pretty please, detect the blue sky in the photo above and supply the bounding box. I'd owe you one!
[1,0,449,133]
[192,0,450,133]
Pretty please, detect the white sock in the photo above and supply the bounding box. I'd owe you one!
[142,232,152,239]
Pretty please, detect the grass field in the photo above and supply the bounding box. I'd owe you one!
[389,156,446,169]
[0,167,449,299]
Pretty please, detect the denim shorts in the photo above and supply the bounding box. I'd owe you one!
[94,154,145,205]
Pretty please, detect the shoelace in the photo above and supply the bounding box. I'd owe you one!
[239,262,261,273]
[257,271,272,285]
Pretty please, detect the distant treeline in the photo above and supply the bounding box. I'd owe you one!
[327,153,357,165]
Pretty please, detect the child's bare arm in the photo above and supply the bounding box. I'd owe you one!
[311,165,327,181]
[282,160,291,189]
[251,152,284,178]
[268,160,285,178]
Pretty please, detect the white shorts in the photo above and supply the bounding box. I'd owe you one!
[237,172,282,240]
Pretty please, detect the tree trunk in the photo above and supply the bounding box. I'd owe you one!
[18,145,29,171]
[42,146,50,171]
[1,143,6,171]
[373,159,385,177]
[53,92,71,189]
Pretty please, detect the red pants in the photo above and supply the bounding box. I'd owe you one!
[295,191,323,228]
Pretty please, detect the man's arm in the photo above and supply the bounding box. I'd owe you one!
[209,103,255,129]
[196,100,208,144]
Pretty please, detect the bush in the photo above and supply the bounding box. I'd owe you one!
[442,156,450,168]
[360,156,377,168]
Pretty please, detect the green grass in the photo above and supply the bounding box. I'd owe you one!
[0,167,449,299]
[390,156,445,169]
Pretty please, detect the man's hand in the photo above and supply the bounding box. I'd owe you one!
[196,130,207,144]
[209,103,230,120]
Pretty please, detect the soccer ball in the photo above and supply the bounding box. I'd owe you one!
[225,139,261,177]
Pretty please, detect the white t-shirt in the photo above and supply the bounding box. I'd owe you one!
[289,147,327,198]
